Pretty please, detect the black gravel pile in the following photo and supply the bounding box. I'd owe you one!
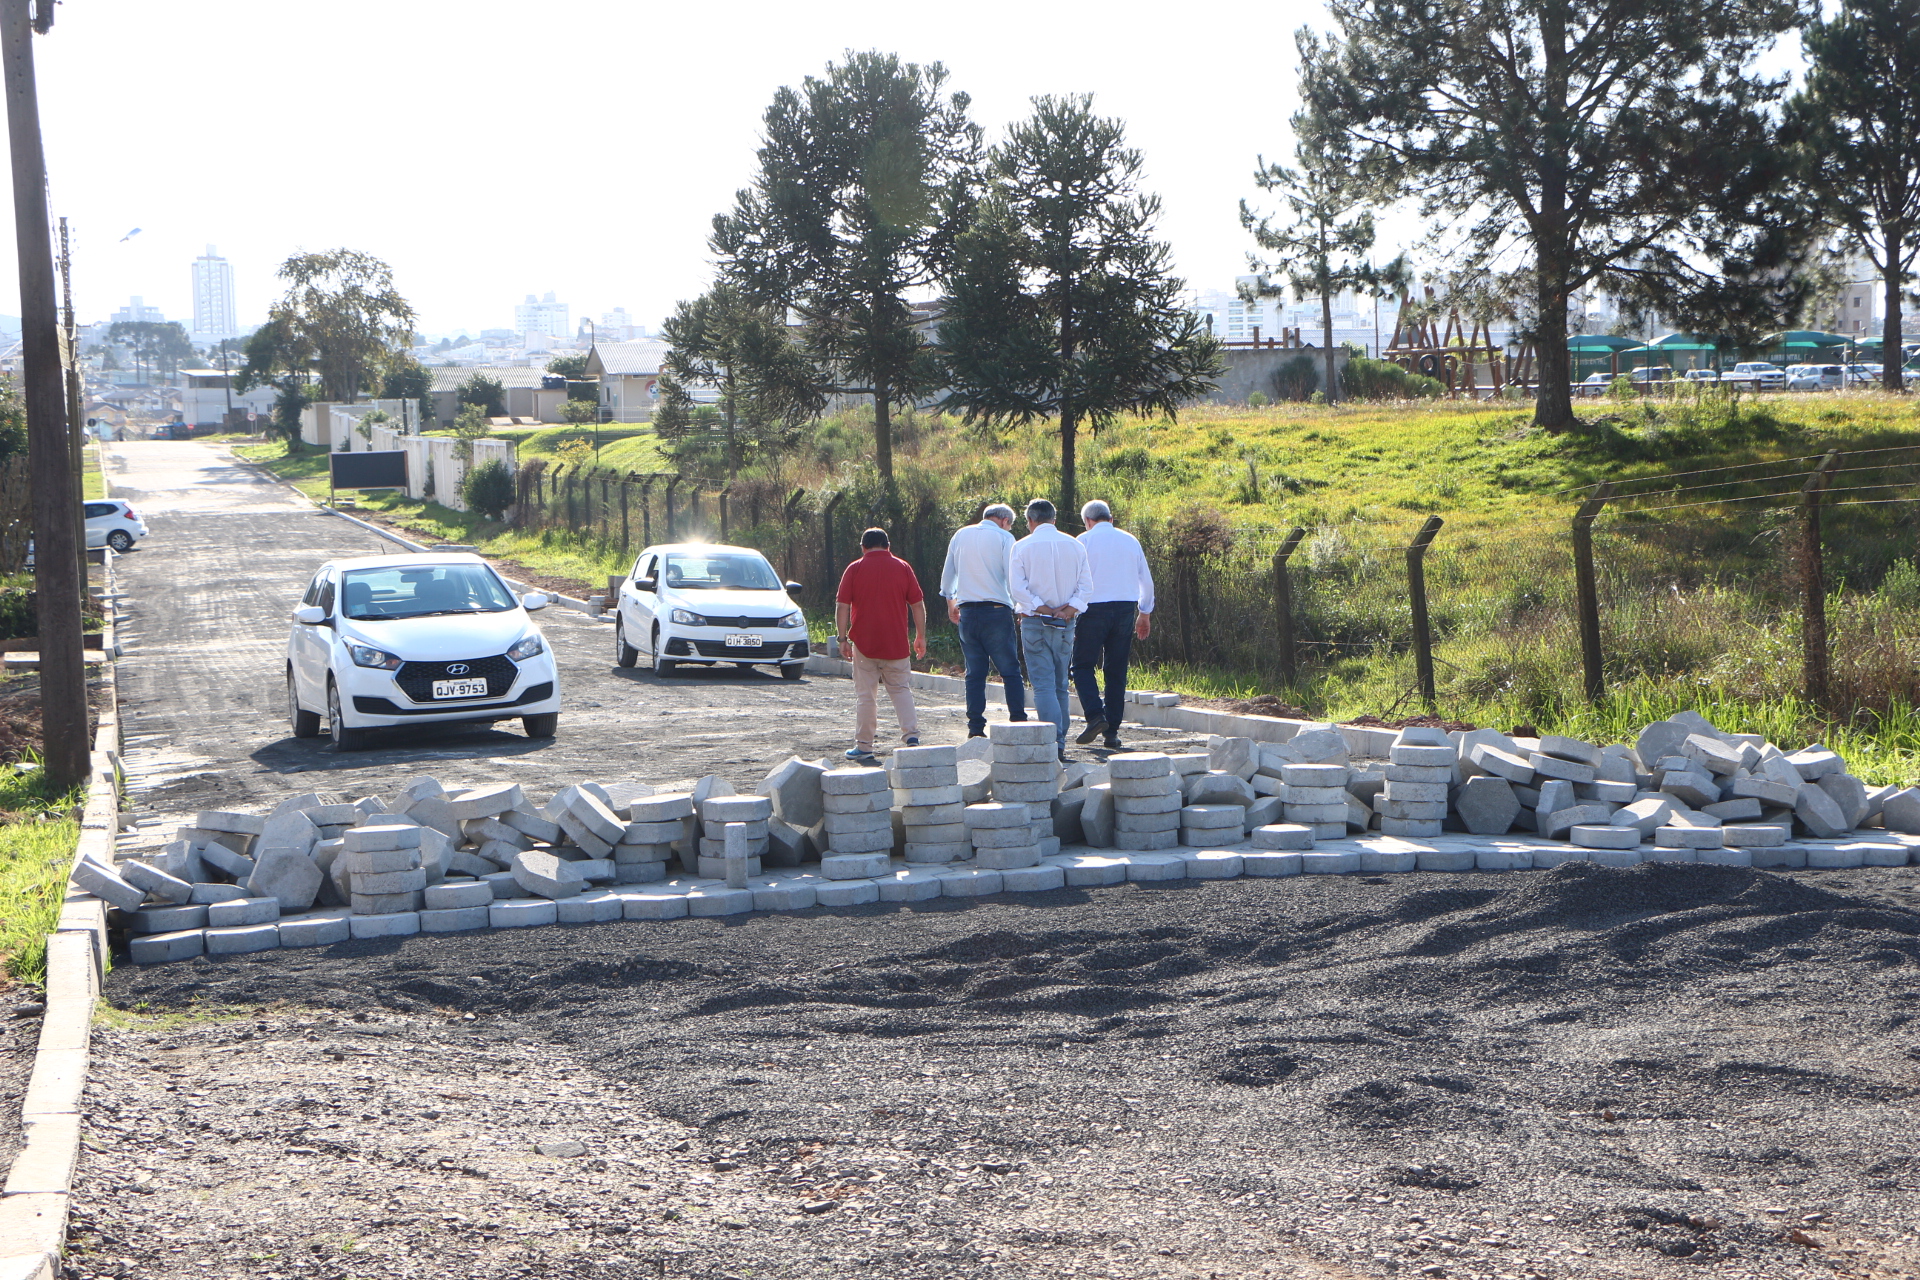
[99,864,1920,1277]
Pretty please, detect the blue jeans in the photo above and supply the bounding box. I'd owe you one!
[957,602,1027,736]
[1020,614,1075,751]
[1071,601,1136,732]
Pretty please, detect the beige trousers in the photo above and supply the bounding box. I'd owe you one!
[851,653,918,750]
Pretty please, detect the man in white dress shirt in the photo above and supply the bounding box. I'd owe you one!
[1009,498,1093,760]
[938,503,1028,737]
[1072,499,1154,751]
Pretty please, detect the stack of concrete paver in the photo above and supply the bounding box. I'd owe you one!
[698,794,770,877]
[964,801,1040,869]
[1106,752,1181,851]
[892,745,969,864]
[987,722,1061,856]
[1378,727,1456,837]
[818,767,893,879]
[618,792,692,881]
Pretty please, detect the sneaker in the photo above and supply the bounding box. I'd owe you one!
[904,737,919,747]
[1057,749,1071,765]
[1102,736,1124,752]
[1074,718,1109,746]
[845,748,879,766]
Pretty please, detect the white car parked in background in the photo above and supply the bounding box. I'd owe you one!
[286,552,560,750]
[85,500,146,552]
[614,542,810,678]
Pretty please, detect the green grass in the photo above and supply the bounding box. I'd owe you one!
[0,758,89,987]
[83,445,102,499]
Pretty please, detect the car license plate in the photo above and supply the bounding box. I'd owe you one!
[432,678,489,699]
[724,633,763,648]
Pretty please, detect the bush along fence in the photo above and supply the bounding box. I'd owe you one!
[507,450,1920,727]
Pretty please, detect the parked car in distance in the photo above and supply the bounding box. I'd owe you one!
[1787,364,1845,391]
[1576,372,1614,397]
[1727,361,1787,389]
[83,499,145,552]
[1680,369,1721,383]
[286,552,559,750]
[614,542,809,678]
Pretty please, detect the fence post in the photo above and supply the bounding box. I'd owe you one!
[640,474,656,548]
[719,485,732,543]
[822,491,845,589]
[785,488,805,585]
[600,472,611,540]
[1273,526,1307,685]
[1572,482,1614,703]
[1407,515,1445,710]
[619,474,630,552]
[664,475,681,541]
[1802,451,1839,710]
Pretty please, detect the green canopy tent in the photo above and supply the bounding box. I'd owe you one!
[1619,334,1725,376]
[1567,334,1641,379]
[1754,330,1852,364]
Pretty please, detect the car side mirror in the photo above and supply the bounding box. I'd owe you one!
[521,593,548,611]
[637,577,658,593]
[784,581,804,595]
[293,605,327,625]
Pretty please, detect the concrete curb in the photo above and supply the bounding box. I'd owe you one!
[0,548,121,1277]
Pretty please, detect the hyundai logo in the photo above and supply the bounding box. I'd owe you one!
[445,663,470,675]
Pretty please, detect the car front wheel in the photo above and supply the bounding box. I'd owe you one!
[780,662,805,681]
[615,617,638,668]
[327,678,370,751]
[288,668,321,738]
[652,627,676,675]
[106,530,133,553]
[522,712,558,738]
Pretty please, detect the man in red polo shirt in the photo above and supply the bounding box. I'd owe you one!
[834,527,927,765]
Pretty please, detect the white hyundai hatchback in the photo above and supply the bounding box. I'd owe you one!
[286,553,561,750]
[613,542,809,677]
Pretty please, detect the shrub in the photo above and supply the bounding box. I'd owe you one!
[1247,391,1269,407]
[460,459,515,522]
[1340,357,1443,400]
[1275,354,1319,401]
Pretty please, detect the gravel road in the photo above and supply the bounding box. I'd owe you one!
[70,442,1920,1280]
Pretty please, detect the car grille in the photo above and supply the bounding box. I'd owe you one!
[394,654,517,703]
[691,640,807,659]
[687,614,790,629]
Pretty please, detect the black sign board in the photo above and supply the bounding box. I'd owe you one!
[329,451,408,490]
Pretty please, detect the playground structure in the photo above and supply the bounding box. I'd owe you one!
[1382,300,1535,398]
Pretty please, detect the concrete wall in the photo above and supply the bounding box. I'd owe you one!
[1206,346,1350,404]
[364,423,516,514]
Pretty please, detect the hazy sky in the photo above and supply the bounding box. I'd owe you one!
[11,1,1806,338]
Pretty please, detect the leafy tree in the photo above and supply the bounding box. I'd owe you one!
[459,458,515,521]
[713,50,982,485]
[650,372,695,444]
[1790,0,1920,390]
[263,249,416,402]
[1240,115,1380,405]
[661,280,817,480]
[451,403,490,465]
[380,356,432,431]
[232,315,314,448]
[938,95,1220,523]
[545,353,589,380]
[456,373,505,417]
[562,398,599,430]
[0,378,25,460]
[1302,0,1807,430]
[106,320,196,380]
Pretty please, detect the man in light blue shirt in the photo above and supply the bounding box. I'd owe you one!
[939,503,1028,738]
[1010,498,1093,759]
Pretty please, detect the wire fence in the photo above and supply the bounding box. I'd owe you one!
[511,448,1920,720]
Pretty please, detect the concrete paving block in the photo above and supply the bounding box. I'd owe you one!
[1110,776,1177,799]
[1817,774,1870,830]
[1300,850,1360,874]
[1409,849,1471,872]
[1207,736,1259,781]
[901,803,967,829]
[697,854,764,879]
[1180,803,1245,830]
[462,817,532,850]
[195,810,266,837]
[1474,850,1530,871]
[1631,720,1686,766]
[988,721,1055,746]
[245,849,324,913]
[554,808,615,858]
[1535,734,1600,767]
[1702,797,1763,822]
[1794,784,1850,838]
[1049,854,1129,886]
[1469,743,1534,784]
[1277,763,1345,789]
[1284,728,1352,766]
[624,793,694,825]
[556,890,625,923]
[987,761,1057,786]
[352,796,391,823]
[974,844,1042,870]
[1108,752,1172,780]
[1571,824,1641,850]
[1378,817,1444,838]
[614,861,669,883]
[490,898,559,927]
[764,818,808,868]
[478,870,520,900]
[825,827,893,855]
[895,744,958,769]
[1114,809,1180,834]
[1750,844,1809,869]
[424,879,494,910]
[1113,828,1181,851]
[622,818,685,845]
[697,822,770,848]
[958,759,993,803]
[821,853,892,880]
[1050,792,1088,843]
[1721,823,1789,848]
[821,767,890,795]
[1355,849,1416,873]
[1252,823,1314,850]
[1531,847,1591,868]
[1122,853,1188,882]
[258,810,319,858]
[1882,787,1920,835]
[824,807,893,835]
[350,889,423,915]
[966,801,1033,829]
[206,897,280,927]
[745,877,816,911]
[510,850,585,900]
[1677,733,1742,777]
[1377,797,1447,820]
[814,878,880,907]
[1174,851,1241,878]
[1610,795,1678,834]
[1586,849,1642,868]
[189,882,248,904]
[1695,848,1754,867]
[1654,825,1725,849]
[129,928,204,964]
[1388,744,1457,768]
[351,867,429,896]
[277,910,351,947]
[1539,803,1613,840]
[1187,773,1255,807]
[1385,763,1454,784]
[126,903,208,934]
[999,863,1067,892]
[1344,793,1373,833]
[1081,785,1116,848]
[158,839,208,886]
[342,823,422,854]
[1243,794,1284,829]
[1787,746,1845,781]
[1240,851,1303,876]
[988,780,1057,804]
[270,790,337,817]
[121,860,194,905]
[1576,779,1639,804]
[877,870,946,901]
[1535,779,1576,815]
[1642,845,1696,864]
[1454,776,1519,835]
[902,841,970,864]
[206,922,281,954]
[703,795,773,826]
[620,892,690,920]
[1393,725,1451,748]
[1840,841,1910,867]
[938,867,1005,896]
[893,784,964,808]
[1529,753,1597,784]
[417,905,489,932]
[339,847,422,875]
[1805,842,1867,869]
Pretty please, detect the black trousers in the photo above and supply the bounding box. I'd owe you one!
[1071,601,1136,730]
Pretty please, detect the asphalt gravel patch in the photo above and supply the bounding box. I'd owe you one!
[85,862,1920,1279]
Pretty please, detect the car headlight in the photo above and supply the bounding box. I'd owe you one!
[669,608,704,625]
[346,643,402,670]
[778,611,804,629]
[507,633,546,661]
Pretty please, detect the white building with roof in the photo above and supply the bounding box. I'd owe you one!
[583,339,669,422]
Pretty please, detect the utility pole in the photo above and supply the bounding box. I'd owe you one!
[58,217,84,585]
[4,0,87,791]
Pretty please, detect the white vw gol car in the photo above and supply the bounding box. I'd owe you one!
[286,553,561,750]
[613,543,810,677]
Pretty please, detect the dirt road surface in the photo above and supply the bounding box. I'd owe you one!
[68,442,1920,1280]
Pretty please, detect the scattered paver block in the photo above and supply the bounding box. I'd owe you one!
[1794,784,1850,838]
[206,897,281,927]
[1300,850,1361,874]
[348,911,420,939]
[195,810,266,837]
[1453,776,1519,835]
[206,923,280,955]
[448,783,524,821]
[342,823,422,853]
[1679,733,1743,776]
[1572,824,1640,850]
[686,887,755,916]
[246,849,324,913]
[1787,746,1844,781]
[129,929,205,964]
[278,910,351,948]
[1468,743,1533,785]
[622,893,691,920]
[190,882,248,904]
[510,850,585,900]
[121,860,193,905]
[938,868,1005,896]
[821,853,891,880]
[257,810,320,857]
[126,904,207,934]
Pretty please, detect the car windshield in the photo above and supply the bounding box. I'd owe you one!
[660,552,781,591]
[339,563,518,619]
